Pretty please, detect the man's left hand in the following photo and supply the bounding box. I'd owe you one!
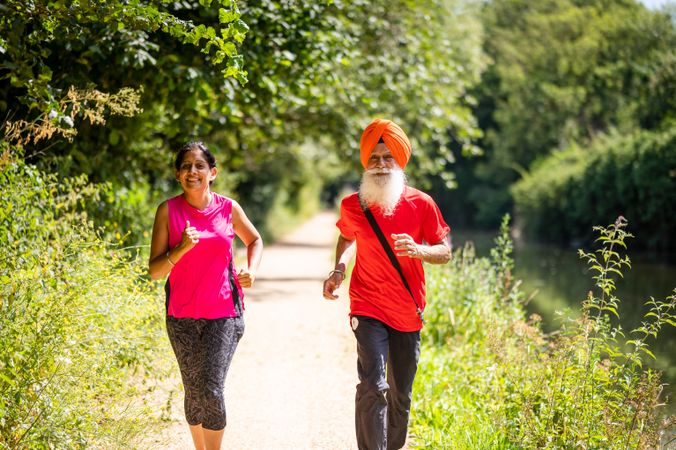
[392,233,421,259]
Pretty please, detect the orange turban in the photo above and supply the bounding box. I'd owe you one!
[359,119,411,169]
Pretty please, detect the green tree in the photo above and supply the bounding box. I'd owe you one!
[512,127,676,253]
[0,0,246,171]
[2,0,486,242]
[469,0,675,226]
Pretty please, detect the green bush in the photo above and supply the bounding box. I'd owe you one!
[512,127,676,253]
[0,155,166,449]
[410,216,675,449]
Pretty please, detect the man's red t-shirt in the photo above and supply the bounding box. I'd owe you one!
[336,186,450,332]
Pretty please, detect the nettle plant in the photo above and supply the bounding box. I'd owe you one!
[578,216,675,448]
[518,217,676,449]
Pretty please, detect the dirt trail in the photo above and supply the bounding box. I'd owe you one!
[149,212,358,449]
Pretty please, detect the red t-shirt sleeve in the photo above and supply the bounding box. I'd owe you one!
[422,196,450,244]
[336,198,356,240]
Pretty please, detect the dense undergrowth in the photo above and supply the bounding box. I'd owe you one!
[0,157,168,449]
[411,216,676,449]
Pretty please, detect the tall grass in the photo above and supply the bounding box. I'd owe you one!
[0,157,168,449]
[411,216,675,449]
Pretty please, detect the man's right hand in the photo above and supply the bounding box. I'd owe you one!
[322,272,345,300]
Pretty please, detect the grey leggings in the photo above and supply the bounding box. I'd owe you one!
[166,315,245,430]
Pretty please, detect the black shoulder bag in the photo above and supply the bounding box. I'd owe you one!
[360,202,424,323]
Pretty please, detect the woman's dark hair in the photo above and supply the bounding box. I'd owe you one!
[174,141,217,171]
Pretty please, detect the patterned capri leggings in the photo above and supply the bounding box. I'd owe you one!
[166,315,245,430]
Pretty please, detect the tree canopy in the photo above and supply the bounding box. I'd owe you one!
[1,0,485,239]
[2,0,672,249]
[443,0,676,237]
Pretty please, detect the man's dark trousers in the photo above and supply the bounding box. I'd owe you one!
[352,315,421,450]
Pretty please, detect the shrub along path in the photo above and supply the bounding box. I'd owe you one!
[146,212,360,449]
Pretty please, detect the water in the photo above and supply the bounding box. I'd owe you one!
[451,229,676,417]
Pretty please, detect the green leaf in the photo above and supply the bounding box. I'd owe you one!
[223,42,236,57]
[229,54,243,69]
[108,130,120,146]
[603,306,619,318]
[233,70,248,85]
[219,9,240,24]
[223,66,239,78]
[233,19,249,33]
[640,348,656,360]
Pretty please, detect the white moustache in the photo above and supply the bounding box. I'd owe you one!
[364,168,395,175]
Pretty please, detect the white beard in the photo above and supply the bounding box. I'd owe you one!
[359,168,406,216]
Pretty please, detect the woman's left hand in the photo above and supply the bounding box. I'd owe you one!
[237,268,256,288]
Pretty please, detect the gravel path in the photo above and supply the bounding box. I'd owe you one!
[148,211,358,449]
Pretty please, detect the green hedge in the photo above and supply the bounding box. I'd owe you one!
[0,156,167,449]
[511,127,676,253]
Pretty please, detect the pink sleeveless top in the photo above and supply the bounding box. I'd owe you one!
[166,193,244,319]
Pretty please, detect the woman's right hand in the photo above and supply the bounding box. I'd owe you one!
[179,220,200,251]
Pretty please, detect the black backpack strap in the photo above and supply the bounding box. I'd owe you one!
[360,201,424,323]
[228,250,243,317]
[164,279,171,314]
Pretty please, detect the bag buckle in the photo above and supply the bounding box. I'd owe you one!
[416,307,425,324]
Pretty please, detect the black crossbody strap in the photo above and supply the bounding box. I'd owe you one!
[228,250,243,317]
[361,202,424,323]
